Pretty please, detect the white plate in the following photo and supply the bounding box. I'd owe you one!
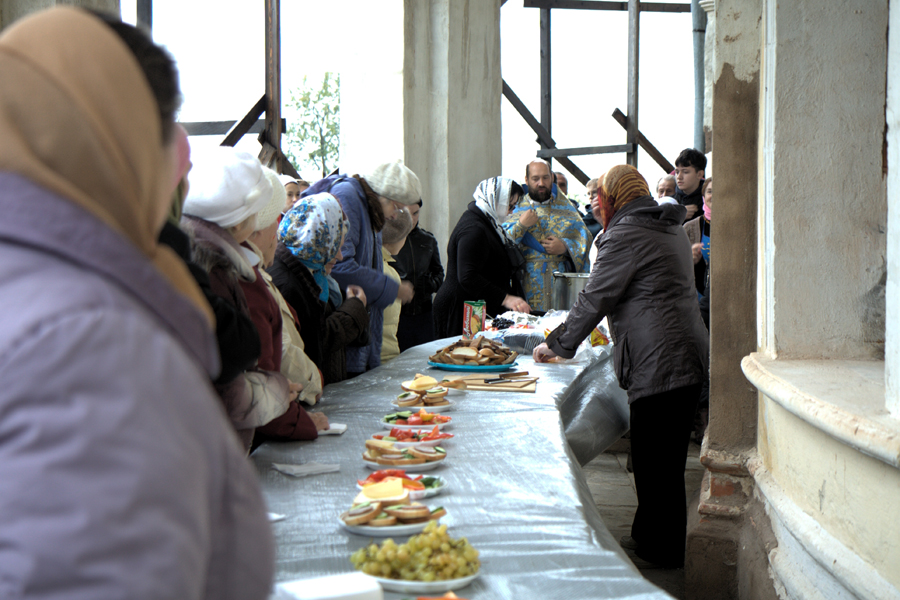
[370,432,454,448]
[380,420,450,431]
[340,517,431,537]
[367,573,479,593]
[363,458,445,472]
[356,475,448,499]
[390,399,453,412]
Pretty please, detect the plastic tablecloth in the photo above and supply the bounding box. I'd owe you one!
[252,339,669,600]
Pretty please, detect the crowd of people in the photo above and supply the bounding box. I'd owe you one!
[0,7,715,597]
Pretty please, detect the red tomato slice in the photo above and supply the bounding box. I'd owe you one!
[408,416,424,426]
[382,469,409,479]
[394,419,408,425]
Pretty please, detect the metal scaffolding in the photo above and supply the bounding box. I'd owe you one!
[137,0,300,178]
[503,0,690,184]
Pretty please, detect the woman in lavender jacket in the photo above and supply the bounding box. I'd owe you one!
[0,9,273,599]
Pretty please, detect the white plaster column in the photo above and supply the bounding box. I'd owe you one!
[763,1,886,360]
[886,0,900,418]
[403,0,502,258]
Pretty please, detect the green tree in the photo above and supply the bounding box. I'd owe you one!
[285,72,340,178]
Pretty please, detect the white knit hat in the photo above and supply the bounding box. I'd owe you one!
[183,146,273,229]
[365,160,422,205]
[277,173,299,187]
[254,168,287,231]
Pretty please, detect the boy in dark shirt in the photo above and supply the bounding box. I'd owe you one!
[673,148,706,222]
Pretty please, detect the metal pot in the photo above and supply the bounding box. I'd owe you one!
[551,272,591,311]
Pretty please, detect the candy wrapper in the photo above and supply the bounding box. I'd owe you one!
[590,326,610,346]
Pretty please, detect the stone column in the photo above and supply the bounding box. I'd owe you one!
[403,0,502,258]
[1,0,119,29]
[684,0,765,596]
[888,0,900,419]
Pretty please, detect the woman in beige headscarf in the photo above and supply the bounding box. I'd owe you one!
[0,8,273,599]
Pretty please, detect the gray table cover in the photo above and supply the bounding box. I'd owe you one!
[252,339,670,599]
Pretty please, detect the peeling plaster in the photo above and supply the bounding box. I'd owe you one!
[715,4,760,83]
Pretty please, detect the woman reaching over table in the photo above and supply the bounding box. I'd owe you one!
[533,164,709,569]
[433,177,531,338]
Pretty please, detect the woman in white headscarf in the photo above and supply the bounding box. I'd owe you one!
[181,146,294,450]
[433,177,531,338]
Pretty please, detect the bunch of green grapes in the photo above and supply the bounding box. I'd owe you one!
[349,521,480,581]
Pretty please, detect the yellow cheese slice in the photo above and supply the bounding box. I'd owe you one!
[354,479,409,504]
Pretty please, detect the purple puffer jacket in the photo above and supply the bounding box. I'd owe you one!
[0,173,274,600]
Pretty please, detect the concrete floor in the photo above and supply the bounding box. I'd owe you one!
[582,440,705,600]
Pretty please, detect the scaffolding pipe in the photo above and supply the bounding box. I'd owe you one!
[540,7,552,168]
[691,0,706,152]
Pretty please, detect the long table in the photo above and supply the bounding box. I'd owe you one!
[252,339,670,599]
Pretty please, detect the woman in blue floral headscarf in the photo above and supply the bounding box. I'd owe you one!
[269,193,370,384]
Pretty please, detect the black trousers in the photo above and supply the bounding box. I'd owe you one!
[629,383,700,567]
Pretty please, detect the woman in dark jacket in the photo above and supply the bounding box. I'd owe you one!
[534,164,709,568]
[269,193,369,385]
[394,200,445,351]
[433,178,531,338]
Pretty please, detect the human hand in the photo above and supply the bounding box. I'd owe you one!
[397,280,415,304]
[287,380,304,402]
[309,411,329,431]
[684,204,699,220]
[532,343,558,363]
[502,294,531,314]
[540,236,567,256]
[518,209,540,228]
[346,285,367,307]
[691,243,703,264]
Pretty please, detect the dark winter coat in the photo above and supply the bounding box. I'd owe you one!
[159,221,260,384]
[269,244,369,384]
[433,202,520,338]
[546,197,709,403]
[394,225,444,317]
[674,183,704,223]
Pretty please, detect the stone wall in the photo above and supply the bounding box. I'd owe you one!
[691,0,900,598]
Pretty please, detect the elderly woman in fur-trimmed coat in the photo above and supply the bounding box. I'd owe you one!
[182,147,295,451]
